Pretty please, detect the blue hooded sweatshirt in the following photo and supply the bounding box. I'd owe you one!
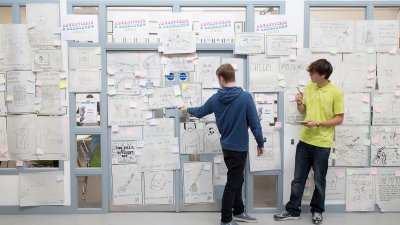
[188,87,264,152]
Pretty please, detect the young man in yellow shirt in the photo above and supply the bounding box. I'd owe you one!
[274,59,344,224]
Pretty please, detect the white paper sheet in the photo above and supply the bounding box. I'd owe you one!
[181,83,202,108]
[7,115,37,160]
[111,141,138,164]
[162,31,196,54]
[112,164,143,205]
[255,93,277,125]
[37,116,69,160]
[148,87,181,109]
[6,71,36,113]
[342,53,376,91]
[249,126,280,171]
[111,126,143,141]
[196,57,220,88]
[234,33,265,55]
[112,13,149,39]
[69,47,101,70]
[137,138,180,172]
[180,122,204,154]
[143,118,175,139]
[372,92,400,125]
[377,52,400,90]
[36,72,66,115]
[0,117,10,161]
[144,170,174,205]
[249,55,280,91]
[370,126,400,167]
[343,92,371,125]
[32,48,62,72]
[0,25,32,71]
[69,70,101,92]
[346,168,375,211]
[61,15,99,42]
[376,168,400,212]
[108,95,149,126]
[203,123,222,154]
[266,35,297,56]
[356,20,399,53]
[183,162,214,204]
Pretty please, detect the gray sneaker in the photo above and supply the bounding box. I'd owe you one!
[273,211,301,221]
[312,212,323,224]
[233,212,257,223]
[220,220,240,225]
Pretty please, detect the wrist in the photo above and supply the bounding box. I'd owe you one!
[316,122,320,127]
[297,102,302,106]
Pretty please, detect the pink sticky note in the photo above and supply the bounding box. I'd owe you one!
[274,121,282,130]
[367,72,375,80]
[396,128,400,135]
[124,83,132,89]
[370,168,377,175]
[336,171,345,179]
[374,106,382,113]
[291,42,299,48]
[60,100,68,107]
[395,91,400,97]
[289,94,296,101]
[16,160,24,167]
[346,203,353,212]
[371,136,379,144]
[112,158,118,164]
[368,64,376,72]
[62,118,68,125]
[389,47,397,54]
[395,171,400,176]
[362,95,370,103]
[366,80,374,88]
[36,80,42,86]
[289,54,296,61]
[59,72,67,79]
[265,95,274,101]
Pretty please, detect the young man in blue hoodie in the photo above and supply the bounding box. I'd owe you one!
[180,63,265,225]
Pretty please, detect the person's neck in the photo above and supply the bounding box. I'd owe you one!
[223,82,236,87]
[317,79,330,88]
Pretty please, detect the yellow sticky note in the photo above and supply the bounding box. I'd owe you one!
[6,95,13,101]
[182,83,188,91]
[367,47,375,54]
[59,80,67,89]
[329,48,337,54]
[278,80,286,87]
[347,169,353,175]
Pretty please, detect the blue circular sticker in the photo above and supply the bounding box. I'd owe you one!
[166,73,175,81]
[179,72,188,81]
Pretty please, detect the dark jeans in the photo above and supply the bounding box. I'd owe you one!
[286,141,330,216]
[221,149,247,223]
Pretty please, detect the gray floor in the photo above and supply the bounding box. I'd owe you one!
[0,212,399,225]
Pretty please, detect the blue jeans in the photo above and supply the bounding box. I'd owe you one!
[286,141,330,216]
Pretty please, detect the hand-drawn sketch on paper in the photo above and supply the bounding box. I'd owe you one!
[0,25,32,71]
[203,123,222,154]
[0,117,10,161]
[19,171,64,207]
[148,87,181,109]
[255,93,277,125]
[343,92,370,125]
[69,47,101,70]
[214,154,227,186]
[377,52,400,90]
[37,116,69,160]
[26,4,60,47]
[370,126,400,167]
[108,73,140,95]
[346,168,374,211]
[249,55,280,91]
[0,73,6,115]
[285,92,305,123]
[234,33,265,55]
[180,122,204,154]
[279,48,311,89]
[266,35,297,56]
[196,57,221,88]
[7,115,37,160]
[112,164,143,205]
[325,167,346,200]
[221,57,245,88]
[310,20,355,53]
[108,95,149,126]
[69,70,101,92]
[372,92,400,125]
[111,141,138,164]
[111,126,143,141]
[32,48,62,72]
[181,83,202,107]
[137,138,180,172]
[376,168,400,212]
[36,72,66,115]
[144,170,174,205]
[143,118,175,139]
[249,126,280,171]
[6,71,36,113]
[342,53,376,91]
[183,162,214,204]
[162,31,196,54]
[200,89,217,122]
[162,54,196,72]
[356,20,399,53]
[331,126,369,167]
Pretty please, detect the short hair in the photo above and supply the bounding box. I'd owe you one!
[216,63,235,82]
[307,59,333,79]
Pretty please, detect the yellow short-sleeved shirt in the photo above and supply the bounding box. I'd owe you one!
[300,82,344,148]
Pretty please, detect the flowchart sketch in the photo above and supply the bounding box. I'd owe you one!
[112,164,143,205]
[325,167,346,200]
[162,31,196,54]
[36,72,66,115]
[26,4,60,47]
[342,53,376,91]
[346,168,374,211]
[32,48,62,72]
[285,92,305,123]
[279,48,311,89]
[162,54,196,72]
[356,20,399,53]
[249,126,280,171]
[0,117,10,161]
[310,20,355,52]
[69,47,101,70]
[183,162,214,204]
[69,70,101,92]
[255,93,278,125]
[6,71,36,113]
[371,126,400,167]
[266,35,297,56]
[343,92,370,125]
[234,33,265,55]
[148,87,181,109]
[111,141,138,164]
[203,123,222,154]
[331,125,369,167]
[19,171,64,207]
[376,168,400,212]
[0,24,32,71]
[196,57,221,88]
[249,55,280,91]
[377,52,400,90]
[200,89,216,122]
[108,95,149,126]
[181,83,202,108]
[214,154,227,186]
[7,115,37,160]
[221,57,245,88]
[107,72,140,95]
[372,92,400,125]
[111,126,143,141]
[37,116,69,160]
[137,138,180,172]
[144,170,174,205]
[180,122,204,154]
[143,118,175,139]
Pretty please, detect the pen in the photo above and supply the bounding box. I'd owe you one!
[296,86,302,94]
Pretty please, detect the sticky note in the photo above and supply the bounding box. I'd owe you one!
[367,47,375,54]
[169,138,178,145]
[366,80,374,88]
[170,145,179,153]
[36,147,44,155]
[389,47,397,54]
[336,171,345,179]
[108,78,115,85]
[395,91,400,97]
[35,80,42,86]
[112,125,119,132]
[347,169,353,175]
[368,64,376,72]
[363,106,370,113]
[298,79,306,86]
[395,171,400,177]
[53,39,61,46]
[278,80,286,87]
[289,54,296,61]
[370,168,377,175]
[362,95,370,103]
[0,77,5,84]
[182,83,188,91]
[112,158,119,164]
[232,64,238,70]
[152,79,160,87]
[384,127,392,132]
[331,153,337,159]
[158,46,165,52]
[107,67,116,75]
[396,128,400,134]
[56,173,64,182]
[59,72,67,79]
[143,95,149,103]
[173,85,181,96]
[203,164,211,171]
[374,96,383,103]
[59,80,67,89]
[274,121,282,129]
[184,165,192,172]
[291,42,299,48]
[124,83,132,89]
[212,82,219,88]
[108,89,116,96]
[364,139,370,146]
[278,73,285,80]
[60,100,68,107]
[214,155,222,164]
[367,72,375,80]
[16,160,23,167]
[146,111,153,119]
[289,94,296,101]
[139,79,146,87]
[329,48,337,54]
[146,89,154,95]
[134,70,143,76]
[6,95,13,101]
[130,101,137,108]
[34,105,41,112]
[149,119,157,126]
[137,141,144,148]
[371,136,379,144]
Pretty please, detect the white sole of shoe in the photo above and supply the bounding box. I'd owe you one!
[274,217,301,221]
[233,219,258,223]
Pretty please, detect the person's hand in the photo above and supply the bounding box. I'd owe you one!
[295,93,303,105]
[304,120,318,128]
[179,106,188,113]
[257,147,265,157]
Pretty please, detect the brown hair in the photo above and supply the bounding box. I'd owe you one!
[307,59,333,79]
[216,63,235,82]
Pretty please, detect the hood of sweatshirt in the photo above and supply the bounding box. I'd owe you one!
[217,87,243,104]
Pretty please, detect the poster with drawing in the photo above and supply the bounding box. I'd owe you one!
[111,126,143,141]
[0,117,10,161]
[221,57,245,88]
[196,57,221,88]
[61,15,99,42]
[372,92,400,125]
[203,123,222,154]
[162,54,196,73]
[148,87,182,109]
[181,83,202,108]
[162,31,196,54]
[37,116,69,160]
[346,168,374,211]
[342,53,376,91]
[370,126,400,167]
[376,168,400,212]
[180,122,204,154]
[143,118,175,140]
[36,72,66,115]
[26,4,60,47]
[310,20,355,52]
[285,92,305,123]
[32,49,62,72]
[69,47,101,70]
[0,25,32,71]
[255,93,277,125]
[183,162,214,204]
[355,20,399,52]
[249,55,280,91]
[19,171,64,207]
[137,138,180,172]
[331,126,369,167]
[214,154,227,186]
[69,71,101,92]
[144,170,174,205]
[279,48,311,89]
[325,167,346,200]
[112,164,143,205]
[266,35,297,56]
[377,52,400,90]
[234,33,265,55]
[108,73,140,95]
[249,126,280,171]
[108,95,149,126]
[6,71,36,113]
[343,92,370,125]
[111,141,138,164]
[112,13,149,39]
[7,115,37,160]
[200,89,216,122]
